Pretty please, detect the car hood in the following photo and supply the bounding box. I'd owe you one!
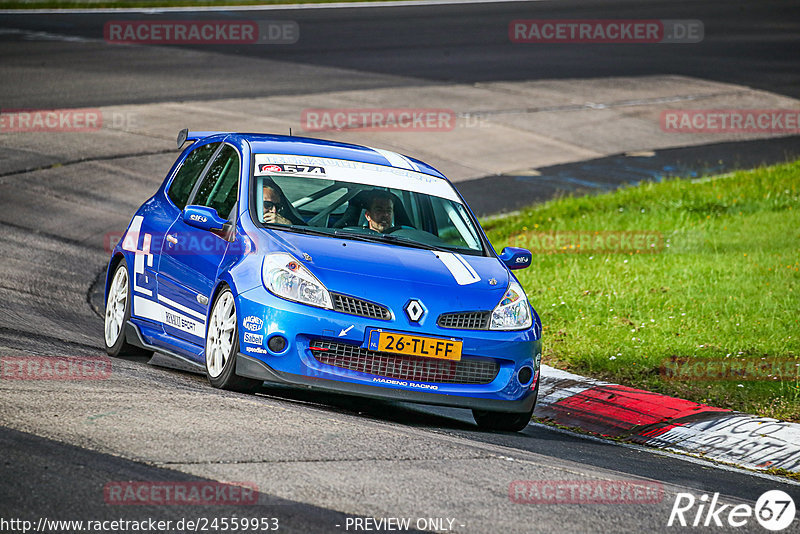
[260,229,511,310]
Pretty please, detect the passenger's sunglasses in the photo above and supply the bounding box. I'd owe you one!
[263,200,280,211]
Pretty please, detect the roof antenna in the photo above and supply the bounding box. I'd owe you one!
[289,127,293,136]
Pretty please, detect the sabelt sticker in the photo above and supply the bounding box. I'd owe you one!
[259,163,326,175]
[243,332,263,345]
[243,316,263,332]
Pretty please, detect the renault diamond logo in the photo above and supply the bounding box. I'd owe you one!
[404,299,425,323]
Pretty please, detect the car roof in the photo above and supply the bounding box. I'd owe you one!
[192,132,448,180]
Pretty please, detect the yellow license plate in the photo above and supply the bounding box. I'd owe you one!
[372,331,462,361]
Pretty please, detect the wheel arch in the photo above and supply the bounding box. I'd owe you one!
[104,252,127,303]
[205,274,239,339]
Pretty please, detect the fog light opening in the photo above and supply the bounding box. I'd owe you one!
[517,366,533,386]
[268,335,287,353]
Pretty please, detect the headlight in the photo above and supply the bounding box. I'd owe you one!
[490,280,532,330]
[262,253,332,309]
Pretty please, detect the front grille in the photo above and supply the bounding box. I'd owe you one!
[309,340,499,385]
[437,311,491,330]
[332,293,391,320]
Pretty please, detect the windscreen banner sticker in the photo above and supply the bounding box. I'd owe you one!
[253,154,462,202]
[259,163,326,175]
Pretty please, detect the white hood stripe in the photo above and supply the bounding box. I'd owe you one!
[454,252,480,279]
[371,147,419,171]
[397,153,421,172]
[435,251,481,285]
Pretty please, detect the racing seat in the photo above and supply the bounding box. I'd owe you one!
[332,189,414,229]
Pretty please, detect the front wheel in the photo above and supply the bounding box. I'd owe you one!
[472,379,539,432]
[104,259,153,359]
[205,287,261,392]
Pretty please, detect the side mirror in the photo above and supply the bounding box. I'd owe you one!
[183,205,228,232]
[499,246,532,270]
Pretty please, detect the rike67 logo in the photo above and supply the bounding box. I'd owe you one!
[668,490,796,531]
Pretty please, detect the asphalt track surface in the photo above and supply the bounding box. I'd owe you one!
[1,1,800,533]
[1,0,799,108]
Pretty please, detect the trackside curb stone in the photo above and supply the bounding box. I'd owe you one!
[534,365,800,473]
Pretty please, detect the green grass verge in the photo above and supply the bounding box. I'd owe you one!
[483,160,800,422]
[0,0,393,8]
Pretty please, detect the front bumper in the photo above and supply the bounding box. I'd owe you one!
[236,352,538,413]
[236,286,542,412]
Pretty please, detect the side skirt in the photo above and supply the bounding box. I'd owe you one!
[124,320,205,371]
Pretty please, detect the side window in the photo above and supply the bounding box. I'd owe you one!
[167,142,220,210]
[191,145,240,220]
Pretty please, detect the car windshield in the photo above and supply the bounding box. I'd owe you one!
[251,155,486,255]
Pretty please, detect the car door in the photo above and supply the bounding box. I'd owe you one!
[128,140,220,336]
[157,143,241,347]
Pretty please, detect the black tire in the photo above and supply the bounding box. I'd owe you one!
[204,287,261,393]
[472,378,539,432]
[104,258,153,360]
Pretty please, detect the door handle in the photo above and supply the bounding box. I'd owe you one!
[166,234,178,245]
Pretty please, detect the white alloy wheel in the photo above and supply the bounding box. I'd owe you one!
[206,290,236,378]
[105,266,128,348]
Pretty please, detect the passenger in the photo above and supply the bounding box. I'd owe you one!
[364,191,395,233]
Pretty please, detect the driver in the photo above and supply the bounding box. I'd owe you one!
[261,182,305,225]
[364,191,394,233]
[262,186,292,225]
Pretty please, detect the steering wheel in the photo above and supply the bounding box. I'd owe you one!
[382,225,403,234]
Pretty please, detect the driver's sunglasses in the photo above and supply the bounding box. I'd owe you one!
[263,200,280,211]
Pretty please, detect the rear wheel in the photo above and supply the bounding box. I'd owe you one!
[472,379,539,432]
[104,259,153,359]
[205,287,261,392]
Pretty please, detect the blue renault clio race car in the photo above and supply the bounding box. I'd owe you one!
[104,130,542,431]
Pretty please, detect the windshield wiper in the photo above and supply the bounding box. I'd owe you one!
[264,225,396,244]
[379,234,454,252]
[263,224,334,238]
[334,231,453,253]
[264,225,466,254]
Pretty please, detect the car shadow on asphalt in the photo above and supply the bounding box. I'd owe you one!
[256,384,479,432]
